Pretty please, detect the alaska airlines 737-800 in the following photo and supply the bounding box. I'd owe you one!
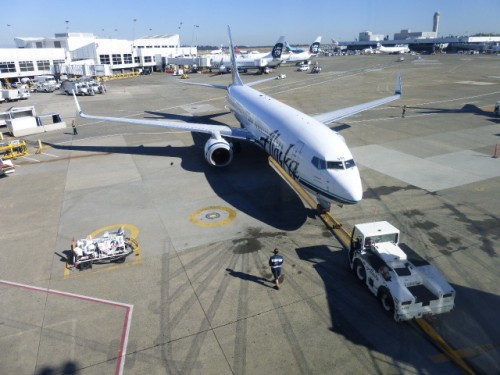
[73,26,402,210]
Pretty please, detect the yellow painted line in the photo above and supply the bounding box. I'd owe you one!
[431,342,500,363]
[269,155,478,375]
[64,224,141,279]
[268,156,317,209]
[415,319,477,375]
[268,156,352,243]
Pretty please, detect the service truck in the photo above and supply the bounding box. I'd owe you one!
[348,221,455,321]
[1,89,21,102]
[60,80,94,96]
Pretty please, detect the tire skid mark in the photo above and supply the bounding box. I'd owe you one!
[232,253,250,375]
[167,244,226,303]
[284,274,331,328]
[265,278,312,374]
[178,251,239,375]
[159,240,177,374]
[167,248,229,340]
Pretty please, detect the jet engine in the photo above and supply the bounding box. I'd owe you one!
[204,135,233,167]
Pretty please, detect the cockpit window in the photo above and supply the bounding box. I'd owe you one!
[312,157,356,170]
[326,161,344,169]
[311,156,326,170]
[344,159,356,168]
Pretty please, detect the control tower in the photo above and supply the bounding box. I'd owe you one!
[433,12,440,35]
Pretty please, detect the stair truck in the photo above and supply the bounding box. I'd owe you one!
[348,221,455,321]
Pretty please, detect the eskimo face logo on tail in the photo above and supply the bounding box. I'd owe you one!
[272,43,284,59]
[310,42,320,54]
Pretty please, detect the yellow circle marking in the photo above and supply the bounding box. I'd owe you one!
[190,206,237,227]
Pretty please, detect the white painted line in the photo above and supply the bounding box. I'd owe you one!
[0,280,133,375]
[21,156,41,162]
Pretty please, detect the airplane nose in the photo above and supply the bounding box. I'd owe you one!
[347,181,363,202]
[337,172,363,203]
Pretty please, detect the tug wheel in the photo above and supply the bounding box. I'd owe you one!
[379,288,394,314]
[353,260,366,283]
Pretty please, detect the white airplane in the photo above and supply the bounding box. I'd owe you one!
[376,43,410,54]
[73,26,402,210]
[282,36,321,65]
[210,36,284,74]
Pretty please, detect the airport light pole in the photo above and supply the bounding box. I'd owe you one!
[65,20,69,33]
[191,24,199,55]
[133,19,137,42]
[7,24,14,46]
[178,22,183,52]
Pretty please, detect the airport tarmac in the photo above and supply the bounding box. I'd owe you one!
[1,53,499,375]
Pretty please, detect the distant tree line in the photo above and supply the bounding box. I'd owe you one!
[472,33,500,37]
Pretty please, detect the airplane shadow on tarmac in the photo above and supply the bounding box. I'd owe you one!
[408,103,500,124]
[48,112,308,231]
[295,245,500,375]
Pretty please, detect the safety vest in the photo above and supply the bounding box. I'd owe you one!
[269,255,283,268]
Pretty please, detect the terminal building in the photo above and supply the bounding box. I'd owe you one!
[1,31,196,83]
[335,11,500,54]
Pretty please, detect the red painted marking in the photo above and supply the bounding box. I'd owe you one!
[0,280,133,375]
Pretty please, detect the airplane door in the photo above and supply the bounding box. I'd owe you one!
[290,141,304,159]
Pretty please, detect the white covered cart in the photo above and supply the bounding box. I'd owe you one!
[72,227,135,270]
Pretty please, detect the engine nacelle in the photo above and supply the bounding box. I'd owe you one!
[204,135,233,167]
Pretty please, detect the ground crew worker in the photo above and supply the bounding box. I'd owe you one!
[72,120,78,135]
[401,105,407,118]
[269,248,284,289]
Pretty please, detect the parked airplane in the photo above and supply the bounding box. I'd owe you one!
[282,36,322,65]
[210,36,284,74]
[284,41,305,53]
[376,43,410,54]
[73,27,402,210]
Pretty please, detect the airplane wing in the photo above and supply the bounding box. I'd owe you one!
[313,74,402,125]
[182,75,282,89]
[72,91,252,140]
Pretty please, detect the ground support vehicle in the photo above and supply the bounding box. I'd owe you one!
[72,228,136,270]
[348,221,455,321]
[494,101,499,116]
[33,82,57,93]
[61,80,94,96]
[1,89,21,102]
[311,65,322,73]
[0,140,29,159]
[0,158,15,176]
[88,80,106,94]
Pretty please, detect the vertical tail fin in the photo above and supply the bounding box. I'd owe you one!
[271,37,285,59]
[309,36,321,54]
[227,25,244,86]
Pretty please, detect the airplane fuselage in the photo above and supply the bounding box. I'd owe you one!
[227,85,363,204]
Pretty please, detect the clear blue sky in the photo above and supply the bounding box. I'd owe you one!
[1,0,499,47]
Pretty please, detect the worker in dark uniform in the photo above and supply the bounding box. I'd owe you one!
[269,248,284,289]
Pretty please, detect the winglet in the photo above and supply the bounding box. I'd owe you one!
[72,90,82,115]
[395,74,403,96]
[227,25,244,86]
